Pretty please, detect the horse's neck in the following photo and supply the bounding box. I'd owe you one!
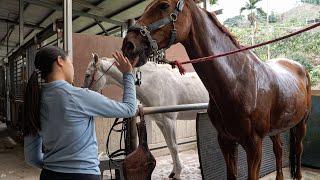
[182,7,252,95]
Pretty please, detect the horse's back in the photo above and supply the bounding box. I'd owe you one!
[265,58,310,93]
[267,58,308,80]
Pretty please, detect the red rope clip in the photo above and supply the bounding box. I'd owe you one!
[170,60,186,75]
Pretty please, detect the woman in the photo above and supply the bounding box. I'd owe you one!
[23,46,136,180]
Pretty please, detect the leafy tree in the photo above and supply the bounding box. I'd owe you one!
[210,0,217,4]
[224,15,246,27]
[240,0,265,45]
[268,11,277,23]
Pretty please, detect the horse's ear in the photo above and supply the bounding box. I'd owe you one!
[93,53,99,63]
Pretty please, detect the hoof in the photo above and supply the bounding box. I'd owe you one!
[169,172,180,180]
[169,172,175,178]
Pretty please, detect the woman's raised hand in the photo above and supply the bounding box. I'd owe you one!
[112,51,133,73]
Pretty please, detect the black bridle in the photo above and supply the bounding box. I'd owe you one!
[128,0,185,52]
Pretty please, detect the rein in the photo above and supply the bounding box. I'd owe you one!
[164,22,320,74]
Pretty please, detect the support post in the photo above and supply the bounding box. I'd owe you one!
[19,0,24,46]
[63,0,73,59]
[129,117,138,152]
[127,18,137,152]
[203,0,208,10]
[5,64,10,127]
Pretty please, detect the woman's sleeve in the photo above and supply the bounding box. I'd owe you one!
[74,72,137,118]
[24,135,44,169]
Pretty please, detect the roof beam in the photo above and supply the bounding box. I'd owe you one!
[24,0,124,26]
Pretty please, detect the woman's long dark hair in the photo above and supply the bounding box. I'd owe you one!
[23,46,67,136]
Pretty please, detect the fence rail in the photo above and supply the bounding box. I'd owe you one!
[135,103,208,116]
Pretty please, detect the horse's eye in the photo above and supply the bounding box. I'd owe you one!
[159,3,169,10]
[85,74,90,78]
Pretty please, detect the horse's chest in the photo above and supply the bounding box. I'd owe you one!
[207,104,251,140]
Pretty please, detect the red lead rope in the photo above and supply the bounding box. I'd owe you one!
[168,22,320,74]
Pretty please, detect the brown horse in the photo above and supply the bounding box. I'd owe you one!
[122,0,312,179]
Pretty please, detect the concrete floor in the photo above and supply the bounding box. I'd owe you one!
[1,123,320,180]
[0,123,40,180]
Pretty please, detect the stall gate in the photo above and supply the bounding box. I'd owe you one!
[8,45,36,128]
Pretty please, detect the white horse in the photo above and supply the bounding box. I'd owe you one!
[83,54,209,179]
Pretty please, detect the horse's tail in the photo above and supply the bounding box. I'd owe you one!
[305,71,312,110]
[289,126,297,179]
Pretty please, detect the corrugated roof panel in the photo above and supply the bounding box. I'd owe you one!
[0,0,19,18]
[111,0,151,21]
[24,5,54,24]
[73,17,96,32]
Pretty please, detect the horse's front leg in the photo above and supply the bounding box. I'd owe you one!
[270,135,284,180]
[217,135,238,180]
[154,115,182,179]
[243,136,262,180]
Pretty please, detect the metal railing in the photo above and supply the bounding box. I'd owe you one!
[136,103,208,116]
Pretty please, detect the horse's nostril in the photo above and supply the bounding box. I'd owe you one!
[125,41,135,52]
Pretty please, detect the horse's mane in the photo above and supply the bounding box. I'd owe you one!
[205,11,242,49]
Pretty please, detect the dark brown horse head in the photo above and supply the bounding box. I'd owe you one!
[122,0,198,67]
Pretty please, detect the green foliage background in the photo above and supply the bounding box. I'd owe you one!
[224,4,320,87]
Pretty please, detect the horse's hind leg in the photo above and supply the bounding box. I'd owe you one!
[290,116,308,180]
[270,135,284,180]
[218,135,238,180]
[154,115,182,179]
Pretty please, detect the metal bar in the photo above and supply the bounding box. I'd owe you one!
[24,0,123,26]
[63,0,73,58]
[136,103,208,116]
[102,26,121,35]
[95,19,108,35]
[19,0,24,46]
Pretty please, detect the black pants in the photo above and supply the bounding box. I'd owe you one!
[40,169,100,180]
